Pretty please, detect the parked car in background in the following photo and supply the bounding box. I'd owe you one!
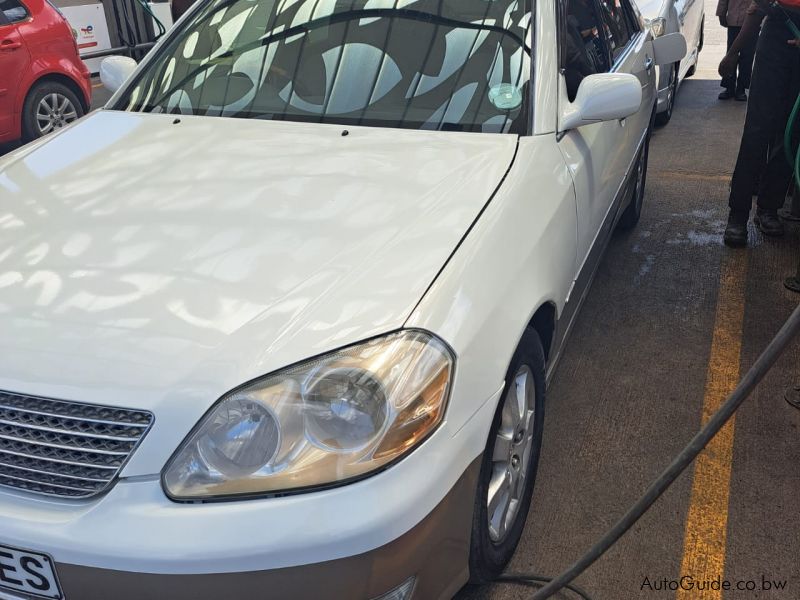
[0,0,91,144]
[636,0,704,125]
[0,1,684,599]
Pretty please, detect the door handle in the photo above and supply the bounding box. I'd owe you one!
[0,40,23,51]
[645,55,654,72]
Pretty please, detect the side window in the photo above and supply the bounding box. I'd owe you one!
[563,0,609,101]
[0,0,29,23]
[596,0,633,61]
[622,0,642,33]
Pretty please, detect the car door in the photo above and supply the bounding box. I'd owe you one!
[675,0,701,76]
[0,0,31,138]
[598,0,653,169]
[557,0,652,274]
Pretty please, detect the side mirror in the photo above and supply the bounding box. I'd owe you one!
[561,73,642,131]
[653,32,687,65]
[100,56,138,93]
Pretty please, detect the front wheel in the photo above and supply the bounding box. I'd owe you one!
[22,81,85,142]
[655,64,678,127]
[617,126,652,231]
[468,328,546,583]
[698,16,705,53]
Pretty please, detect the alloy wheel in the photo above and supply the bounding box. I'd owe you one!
[36,93,79,136]
[487,365,537,543]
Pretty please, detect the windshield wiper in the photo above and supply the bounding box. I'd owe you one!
[143,8,531,112]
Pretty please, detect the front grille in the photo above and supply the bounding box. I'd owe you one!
[0,390,153,499]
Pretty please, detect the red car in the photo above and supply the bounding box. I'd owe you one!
[0,0,91,144]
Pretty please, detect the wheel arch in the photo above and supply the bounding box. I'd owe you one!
[527,302,557,362]
[22,72,91,114]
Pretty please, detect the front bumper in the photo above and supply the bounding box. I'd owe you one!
[0,387,501,600]
[49,457,480,600]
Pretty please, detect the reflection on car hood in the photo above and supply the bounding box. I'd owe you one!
[0,111,516,417]
[635,0,667,20]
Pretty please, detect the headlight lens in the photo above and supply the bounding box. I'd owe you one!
[646,17,667,38]
[162,330,453,500]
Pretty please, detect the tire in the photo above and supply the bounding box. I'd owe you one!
[22,81,85,143]
[654,64,678,127]
[698,16,705,53]
[468,328,546,584]
[617,122,652,231]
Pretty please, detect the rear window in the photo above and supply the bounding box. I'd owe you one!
[44,0,66,18]
[0,0,29,23]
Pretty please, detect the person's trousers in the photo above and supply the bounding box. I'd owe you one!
[721,25,757,92]
[729,17,800,217]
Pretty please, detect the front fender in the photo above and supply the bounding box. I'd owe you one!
[15,59,92,116]
[406,136,577,433]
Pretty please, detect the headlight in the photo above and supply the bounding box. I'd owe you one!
[162,330,454,500]
[646,17,667,38]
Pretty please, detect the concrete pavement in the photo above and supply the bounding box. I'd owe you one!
[91,79,113,109]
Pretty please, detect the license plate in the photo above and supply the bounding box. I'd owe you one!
[0,544,63,599]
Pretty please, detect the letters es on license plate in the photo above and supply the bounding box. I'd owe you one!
[0,544,63,599]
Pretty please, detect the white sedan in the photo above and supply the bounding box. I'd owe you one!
[636,0,705,124]
[0,1,684,599]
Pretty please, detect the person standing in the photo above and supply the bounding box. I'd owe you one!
[722,0,800,246]
[717,0,758,100]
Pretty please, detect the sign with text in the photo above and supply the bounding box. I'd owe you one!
[61,3,112,73]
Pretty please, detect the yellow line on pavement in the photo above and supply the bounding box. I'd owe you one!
[676,250,749,600]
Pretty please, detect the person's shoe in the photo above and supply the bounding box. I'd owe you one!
[735,90,747,101]
[754,209,785,236]
[719,89,735,100]
[723,214,749,247]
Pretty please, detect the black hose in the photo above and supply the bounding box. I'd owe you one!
[498,302,800,599]
[497,573,593,599]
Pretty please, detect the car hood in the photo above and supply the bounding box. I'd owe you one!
[635,0,666,20]
[0,111,516,475]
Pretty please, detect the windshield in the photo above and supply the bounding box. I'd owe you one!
[114,0,533,134]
